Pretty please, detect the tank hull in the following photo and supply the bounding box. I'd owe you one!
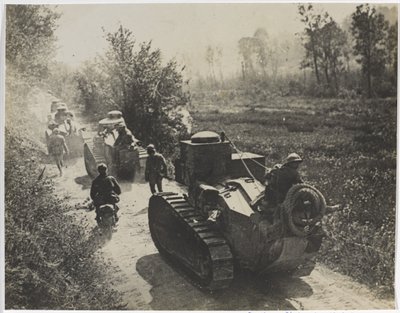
[148,177,324,290]
[83,134,147,180]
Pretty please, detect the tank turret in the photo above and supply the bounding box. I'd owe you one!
[175,131,265,185]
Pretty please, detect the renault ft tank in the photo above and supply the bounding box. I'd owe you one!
[148,131,327,290]
[83,111,147,179]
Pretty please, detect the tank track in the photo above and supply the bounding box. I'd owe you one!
[149,192,234,291]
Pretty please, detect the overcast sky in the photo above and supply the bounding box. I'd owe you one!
[52,3,397,77]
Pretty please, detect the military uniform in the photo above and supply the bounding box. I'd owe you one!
[64,119,77,136]
[145,152,167,193]
[90,174,121,207]
[48,132,69,175]
[265,153,303,205]
[48,133,68,162]
[114,128,135,147]
[274,164,303,202]
[54,111,67,125]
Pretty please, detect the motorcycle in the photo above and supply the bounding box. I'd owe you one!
[96,203,119,239]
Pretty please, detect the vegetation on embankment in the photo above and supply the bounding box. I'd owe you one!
[190,95,396,295]
[5,6,124,308]
[5,106,125,309]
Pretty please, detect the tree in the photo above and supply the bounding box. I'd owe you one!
[238,28,269,80]
[102,26,190,155]
[205,45,223,85]
[238,37,257,80]
[386,22,397,86]
[253,28,269,77]
[298,4,327,84]
[205,45,217,84]
[319,20,348,93]
[298,5,349,95]
[6,5,60,80]
[351,4,389,98]
[75,60,112,114]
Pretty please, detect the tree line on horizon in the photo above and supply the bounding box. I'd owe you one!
[201,4,397,98]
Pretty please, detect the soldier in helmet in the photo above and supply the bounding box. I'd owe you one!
[54,104,68,125]
[48,128,69,176]
[264,153,303,206]
[45,121,58,154]
[145,144,167,194]
[90,163,121,223]
[114,123,136,148]
[114,123,137,165]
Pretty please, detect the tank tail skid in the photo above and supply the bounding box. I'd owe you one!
[149,193,234,291]
[83,141,105,178]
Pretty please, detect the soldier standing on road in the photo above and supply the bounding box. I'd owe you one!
[48,128,69,176]
[264,153,303,206]
[145,144,167,194]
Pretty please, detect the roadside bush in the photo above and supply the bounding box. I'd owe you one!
[5,126,124,309]
[5,69,124,309]
[74,26,190,156]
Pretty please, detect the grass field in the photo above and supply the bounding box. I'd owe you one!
[190,94,396,295]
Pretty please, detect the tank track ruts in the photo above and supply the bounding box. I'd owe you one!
[149,192,234,290]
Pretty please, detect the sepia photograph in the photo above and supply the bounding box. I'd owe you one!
[3,1,398,310]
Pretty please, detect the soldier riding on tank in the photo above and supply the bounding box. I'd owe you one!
[264,153,303,207]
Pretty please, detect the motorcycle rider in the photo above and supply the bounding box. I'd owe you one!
[90,163,121,223]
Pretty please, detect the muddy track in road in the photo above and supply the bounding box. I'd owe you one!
[35,91,395,310]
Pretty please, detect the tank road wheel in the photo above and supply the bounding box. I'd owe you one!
[84,143,98,178]
[148,194,234,291]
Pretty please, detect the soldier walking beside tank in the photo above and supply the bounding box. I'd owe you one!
[48,128,69,176]
[264,153,303,207]
[145,144,167,194]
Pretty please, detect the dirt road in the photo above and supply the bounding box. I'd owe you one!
[44,154,394,311]
[35,91,395,310]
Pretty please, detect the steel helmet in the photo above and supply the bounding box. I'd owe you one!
[146,144,155,151]
[97,163,107,172]
[57,105,67,111]
[284,153,303,164]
